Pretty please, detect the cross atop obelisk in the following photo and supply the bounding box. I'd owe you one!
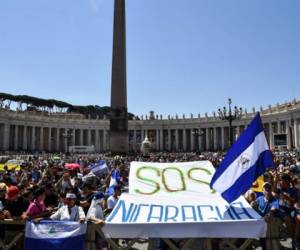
[109,0,128,154]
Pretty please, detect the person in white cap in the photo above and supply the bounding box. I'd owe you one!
[50,193,85,222]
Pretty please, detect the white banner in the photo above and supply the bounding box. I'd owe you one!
[129,161,215,196]
[103,161,266,238]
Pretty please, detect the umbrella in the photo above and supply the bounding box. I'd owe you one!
[65,163,80,170]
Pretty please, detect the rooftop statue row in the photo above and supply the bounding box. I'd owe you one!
[136,99,299,121]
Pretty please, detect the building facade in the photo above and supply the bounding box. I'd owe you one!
[0,100,300,152]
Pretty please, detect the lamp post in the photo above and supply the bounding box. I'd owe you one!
[218,98,243,147]
[192,129,205,152]
[62,129,73,154]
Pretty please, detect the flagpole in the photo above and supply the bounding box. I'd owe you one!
[259,111,275,168]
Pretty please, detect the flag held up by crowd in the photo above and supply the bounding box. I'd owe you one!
[25,220,87,250]
[89,160,109,176]
[210,112,273,203]
[106,168,121,196]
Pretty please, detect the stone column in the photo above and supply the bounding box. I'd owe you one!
[294,120,299,149]
[95,129,101,152]
[71,129,76,147]
[269,123,274,148]
[175,129,179,151]
[298,121,300,149]
[31,126,36,151]
[61,128,67,152]
[14,125,19,151]
[48,128,52,152]
[190,129,194,151]
[39,127,44,151]
[141,129,145,142]
[132,128,137,152]
[206,128,210,151]
[213,127,218,151]
[79,129,83,146]
[3,124,10,151]
[168,129,172,151]
[183,129,187,152]
[87,130,92,146]
[221,127,225,150]
[103,130,107,151]
[160,129,164,151]
[154,129,158,151]
[56,128,60,152]
[152,129,159,150]
[23,126,28,151]
[286,121,291,149]
[199,129,203,151]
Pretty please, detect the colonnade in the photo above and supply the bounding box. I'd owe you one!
[0,110,300,153]
[0,124,108,152]
[128,119,300,152]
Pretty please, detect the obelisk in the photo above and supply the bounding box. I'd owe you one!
[109,0,128,154]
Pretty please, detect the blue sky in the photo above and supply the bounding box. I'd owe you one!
[0,0,299,117]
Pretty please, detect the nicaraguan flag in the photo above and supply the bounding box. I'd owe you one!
[210,113,273,203]
[109,169,121,187]
[89,160,108,176]
[107,169,121,195]
[25,221,87,250]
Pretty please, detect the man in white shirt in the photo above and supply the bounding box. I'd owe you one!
[106,186,121,214]
[50,193,85,222]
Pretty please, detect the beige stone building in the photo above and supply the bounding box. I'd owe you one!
[0,100,299,152]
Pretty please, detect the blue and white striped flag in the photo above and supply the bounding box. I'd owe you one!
[210,113,273,203]
[106,169,121,195]
[89,160,108,176]
[109,169,120,187]
[25,221,87,250]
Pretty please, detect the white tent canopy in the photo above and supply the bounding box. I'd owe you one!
[103,161,266,238]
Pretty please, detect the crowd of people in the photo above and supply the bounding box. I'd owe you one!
[0,150,300,249]
[245,150,300,249]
